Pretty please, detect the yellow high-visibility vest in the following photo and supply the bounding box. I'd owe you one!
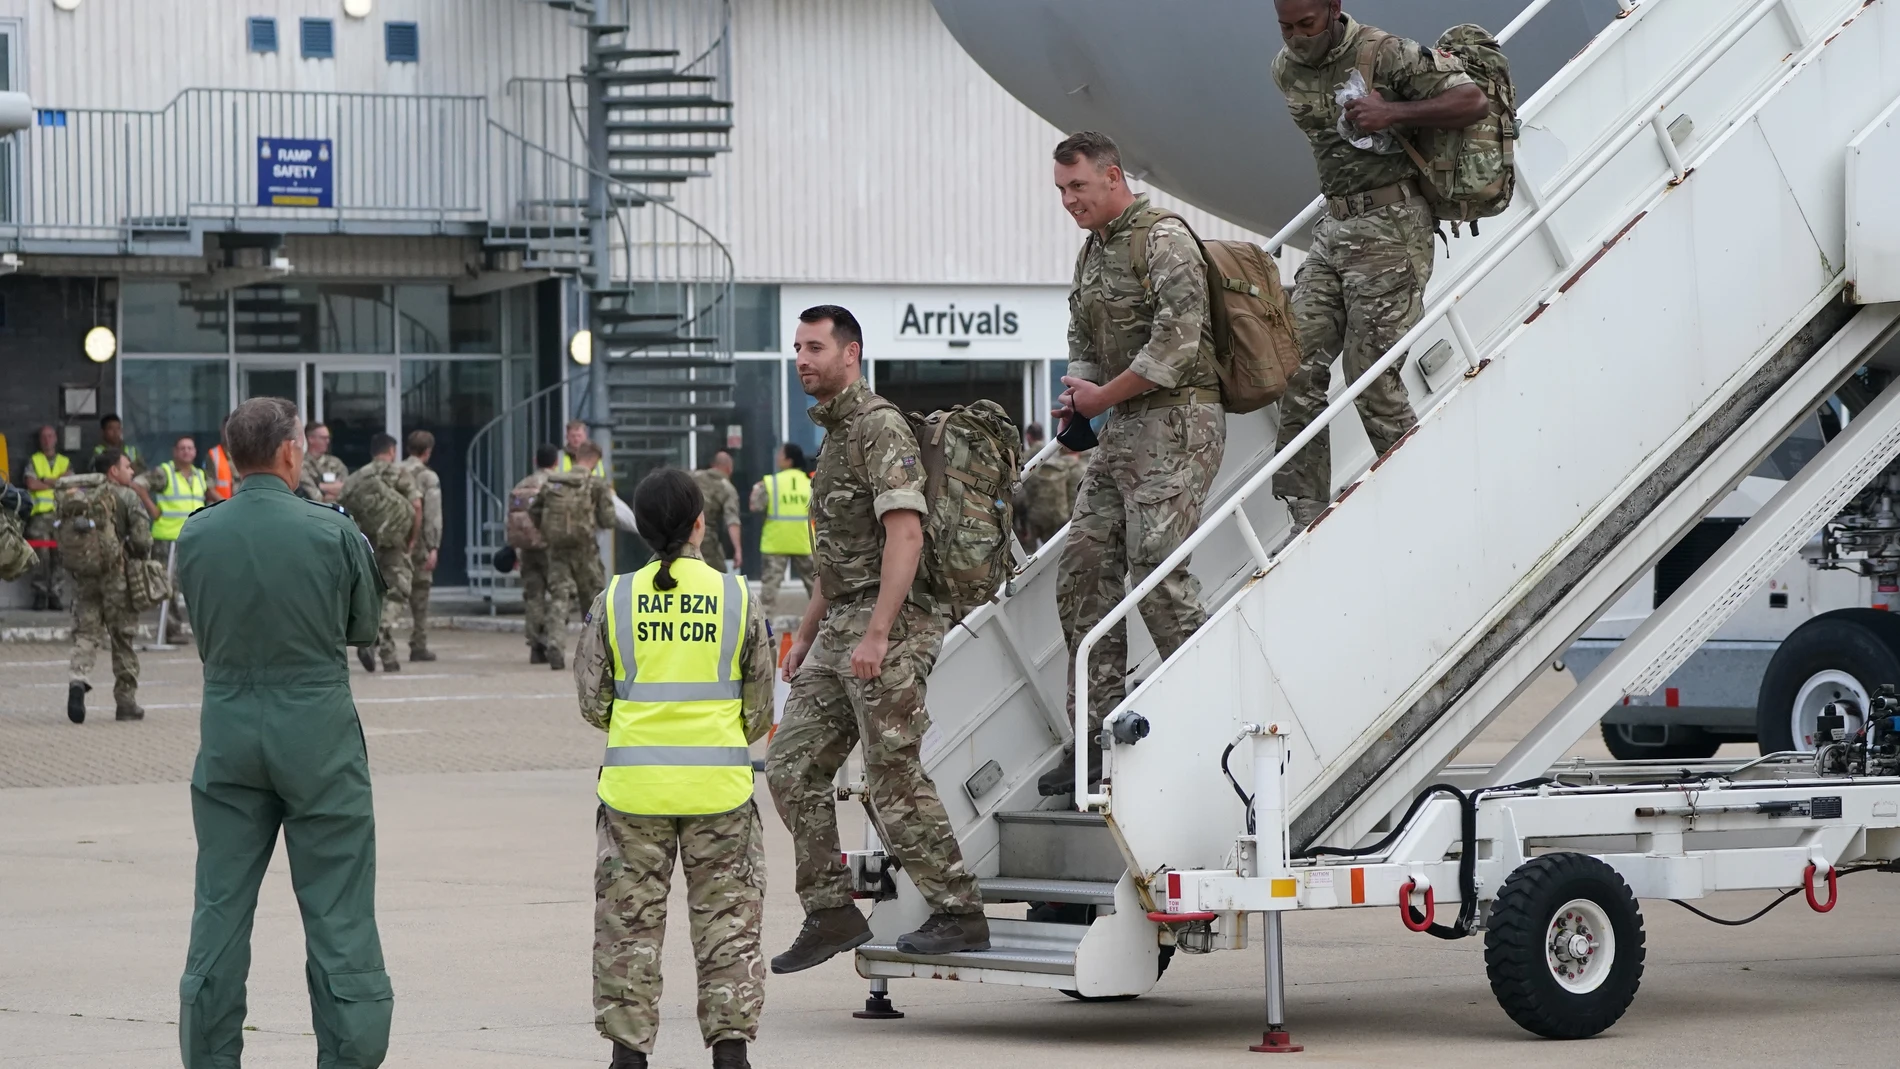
[152,461,207,542]
[561,452,608,480]
[28,452,71,515]
[599,557,752,817]
[759,469,812,557]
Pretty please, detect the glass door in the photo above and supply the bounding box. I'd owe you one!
[237,362,306,413]
[317,367,394,471]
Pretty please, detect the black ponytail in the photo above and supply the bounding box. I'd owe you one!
[632,467,704,591]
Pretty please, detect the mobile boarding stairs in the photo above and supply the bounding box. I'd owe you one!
[832,0,1900,1046]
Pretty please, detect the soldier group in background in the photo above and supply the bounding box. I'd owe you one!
[397,431,444,663]
[692,451,743,574]
[750,442,813,621]
[1016,423,1083,553]
[139,435,208,646]
[299,421,349,503]
[340,433,424,674]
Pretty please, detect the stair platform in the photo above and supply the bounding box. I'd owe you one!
[858,919,1082,978]
[979,877,1117,906]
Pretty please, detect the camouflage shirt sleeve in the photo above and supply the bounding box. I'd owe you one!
[137,469,166,495]
[391,466,422,504]
[859,406,928,519]
[116,488,153,558]
[716,481,741,530]
[592,480,617,531]
[420,470,444,551]
[1131,218,1212,389]
[739,597,775,744]
[748,479,766,512]
[574,591,616,731]
[1067,244,1103,385]
[1379,33,1474,103]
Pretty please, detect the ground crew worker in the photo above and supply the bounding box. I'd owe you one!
[141,436,209,645]
[1039,131,1229,795]
[575,467,772,1069]
[512,444,562,665]
[345,434,422,673]
[692,451,743,573]
[175,397,393,1069]
[532,440,615,671]
[397,430,443,663]
[749,443,813,621]
[1021,443,1084,553]
[23,424,70,610]
[1270,0,1489,528]
[300,422,350,503]
[562,418,609,479]
[764,305,988,969]
[93,412,145,474]
[205,440,235,502]
[60,448,152,724]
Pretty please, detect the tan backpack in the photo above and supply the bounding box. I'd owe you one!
[1130,211,1302,415]
[505,473,548,550]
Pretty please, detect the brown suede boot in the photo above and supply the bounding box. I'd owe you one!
[770,905,872,973]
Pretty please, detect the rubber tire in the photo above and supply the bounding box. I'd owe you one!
[1754,608,1900,754]
[1059,945,1173,1002]
[1484,853,1645,1040]
[1599,723,1721,761]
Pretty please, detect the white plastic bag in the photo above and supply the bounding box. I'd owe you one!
[1335,69,1402,154]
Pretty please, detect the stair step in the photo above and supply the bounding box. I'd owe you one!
[592,46,680,63]
[609,145,729,159]
[599,69,718,86]
[980,877,1116,905]
[858,919,1083,976]
[606,95,731,111]
[594,310,682,324]
[606,168,714,183]
[995,810,1125,884]
[612,401,740,413]
[603,333,720,347]
[522,194,659,208]
[608,119,734,135]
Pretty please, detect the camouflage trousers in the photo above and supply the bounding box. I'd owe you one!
[1274,199,1432,519]
[407,546,433,654]
[547,546,606,656]
[1057,403,1225,732]
[373,545,413,664]
[595,802,765,1053]
[758,554,811,622]
[26,513,68,609]
[70,576,139,706]
[519,548,553,652]
[765,598,982,915]
[157,540,190,640]
[1023,506,1070,555]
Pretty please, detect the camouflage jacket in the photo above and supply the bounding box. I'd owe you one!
[1068,195,1219,394]
[347,458,421,546]
[808,377,933,609]
[1024,451,1085,523]
[398,456,444,553]
[572,542,777,739]
[693,468,741,531]
[530,470,616,545]
[300,453,349,502]
[1272,15,1475,198]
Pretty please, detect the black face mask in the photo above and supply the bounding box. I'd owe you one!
[1056,414,1099,452]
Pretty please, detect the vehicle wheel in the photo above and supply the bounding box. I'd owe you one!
[1059,944,1173,1002]
[1599,723,1722,761]
[1755,608,1900,753]
[1484,853,1644,1039]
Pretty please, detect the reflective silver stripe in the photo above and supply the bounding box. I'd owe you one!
[765,473,782,520]
[614,679,744,701]
[601,744,751,766]
[611,574,636,682]
[717,570,743,683]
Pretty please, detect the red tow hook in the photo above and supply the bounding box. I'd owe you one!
[1146,911,1218,923]
[1398,879,1435,932]
[1804,863,1838,913]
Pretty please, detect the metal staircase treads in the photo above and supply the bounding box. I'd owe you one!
[606,168,713,183]
[591,46,680,63]
[608,119,734,135]
[608,145,728,159]
[605,95,731,111]
[979,877,1118,905]
[858,919,1085,975]
[598,69,718,86]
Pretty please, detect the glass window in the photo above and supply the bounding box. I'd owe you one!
[121,282,229,354]
[397,284,502,354]
[729,360,782,578]
[784,359,822,465]
[236,283,393,354]
[402,359,503,587]
[734,284,779,352]
[121,359,230,468]
[880,360,1026,426]
[507,286,535,355]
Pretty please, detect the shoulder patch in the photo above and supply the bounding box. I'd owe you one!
[303,496,351,517]
[901,456,916,469]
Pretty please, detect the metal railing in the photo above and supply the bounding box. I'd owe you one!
[1065,0,1808,806]
[465,376,574,601]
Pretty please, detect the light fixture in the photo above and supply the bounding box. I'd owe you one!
[83,325,116,363]
[52,0,81,11]
[569,329,594,366]
[342,0,373,17]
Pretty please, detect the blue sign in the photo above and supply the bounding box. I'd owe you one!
[257,137,333,208]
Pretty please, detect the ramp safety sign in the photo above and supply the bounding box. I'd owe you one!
[257,138,333,208]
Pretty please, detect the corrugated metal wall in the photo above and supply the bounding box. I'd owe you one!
[668,0,1275,286]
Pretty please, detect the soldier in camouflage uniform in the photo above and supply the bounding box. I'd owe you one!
[62,449,153,724]
[531,441,616,671]
[398,431,444,662]
[346,434,423,673]
[298,422,350,503]
[574,471,774,1069]
[764,305,989,971]
[513,445,562,664]
[1039,131,1229,795]
[1021,445,1085,553]
[692,451,743,574]
[1270,0,1489,528]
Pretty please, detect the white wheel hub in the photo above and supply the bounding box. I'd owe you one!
[1791,670,1868,752]
[1546,899,1615,994]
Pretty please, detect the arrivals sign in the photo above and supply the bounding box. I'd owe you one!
[257,138,334,208]
[895,300,1022,340]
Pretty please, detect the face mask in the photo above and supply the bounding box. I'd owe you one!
[1285,23,1335,65]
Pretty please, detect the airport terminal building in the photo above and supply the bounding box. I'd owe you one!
[0,0,1266,595]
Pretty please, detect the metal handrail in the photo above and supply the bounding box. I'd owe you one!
[464,376,572,596]
[1070,0,1800,807]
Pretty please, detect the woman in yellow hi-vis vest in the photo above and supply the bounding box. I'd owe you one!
[572,468,775,1069]
[748,442,813,622]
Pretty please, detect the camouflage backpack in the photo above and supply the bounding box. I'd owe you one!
[53,474,124,579]
[1359,25,1518,233]
[505,472,548,551]
[867,399,1022,623]
[339,465,412,551]
[0,510,34,582]
[537,472,598,551]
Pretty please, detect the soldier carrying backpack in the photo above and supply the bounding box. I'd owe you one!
[340,433,422,673]
[528,441,615,671]
[55,448,154,724]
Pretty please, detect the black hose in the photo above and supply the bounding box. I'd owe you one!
[1670,863,1889,925]
[1220,740,1255,835]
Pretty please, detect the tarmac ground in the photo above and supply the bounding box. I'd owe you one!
[4,629,1899,1068]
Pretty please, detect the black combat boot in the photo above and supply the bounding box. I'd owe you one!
[1036,743,1102,797]
[115,702,145,722]
[711,1039,750,1069]
[894,912,991,956]
[608,1043,647,1069]
[770,905,873,973]
[357,646,377,672]
[67,681,89,724]
[529,642,548,665]
[409,646,437,663]
[546,643,566,670]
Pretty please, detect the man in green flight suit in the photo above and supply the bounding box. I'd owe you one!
[175,397,393,1069]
